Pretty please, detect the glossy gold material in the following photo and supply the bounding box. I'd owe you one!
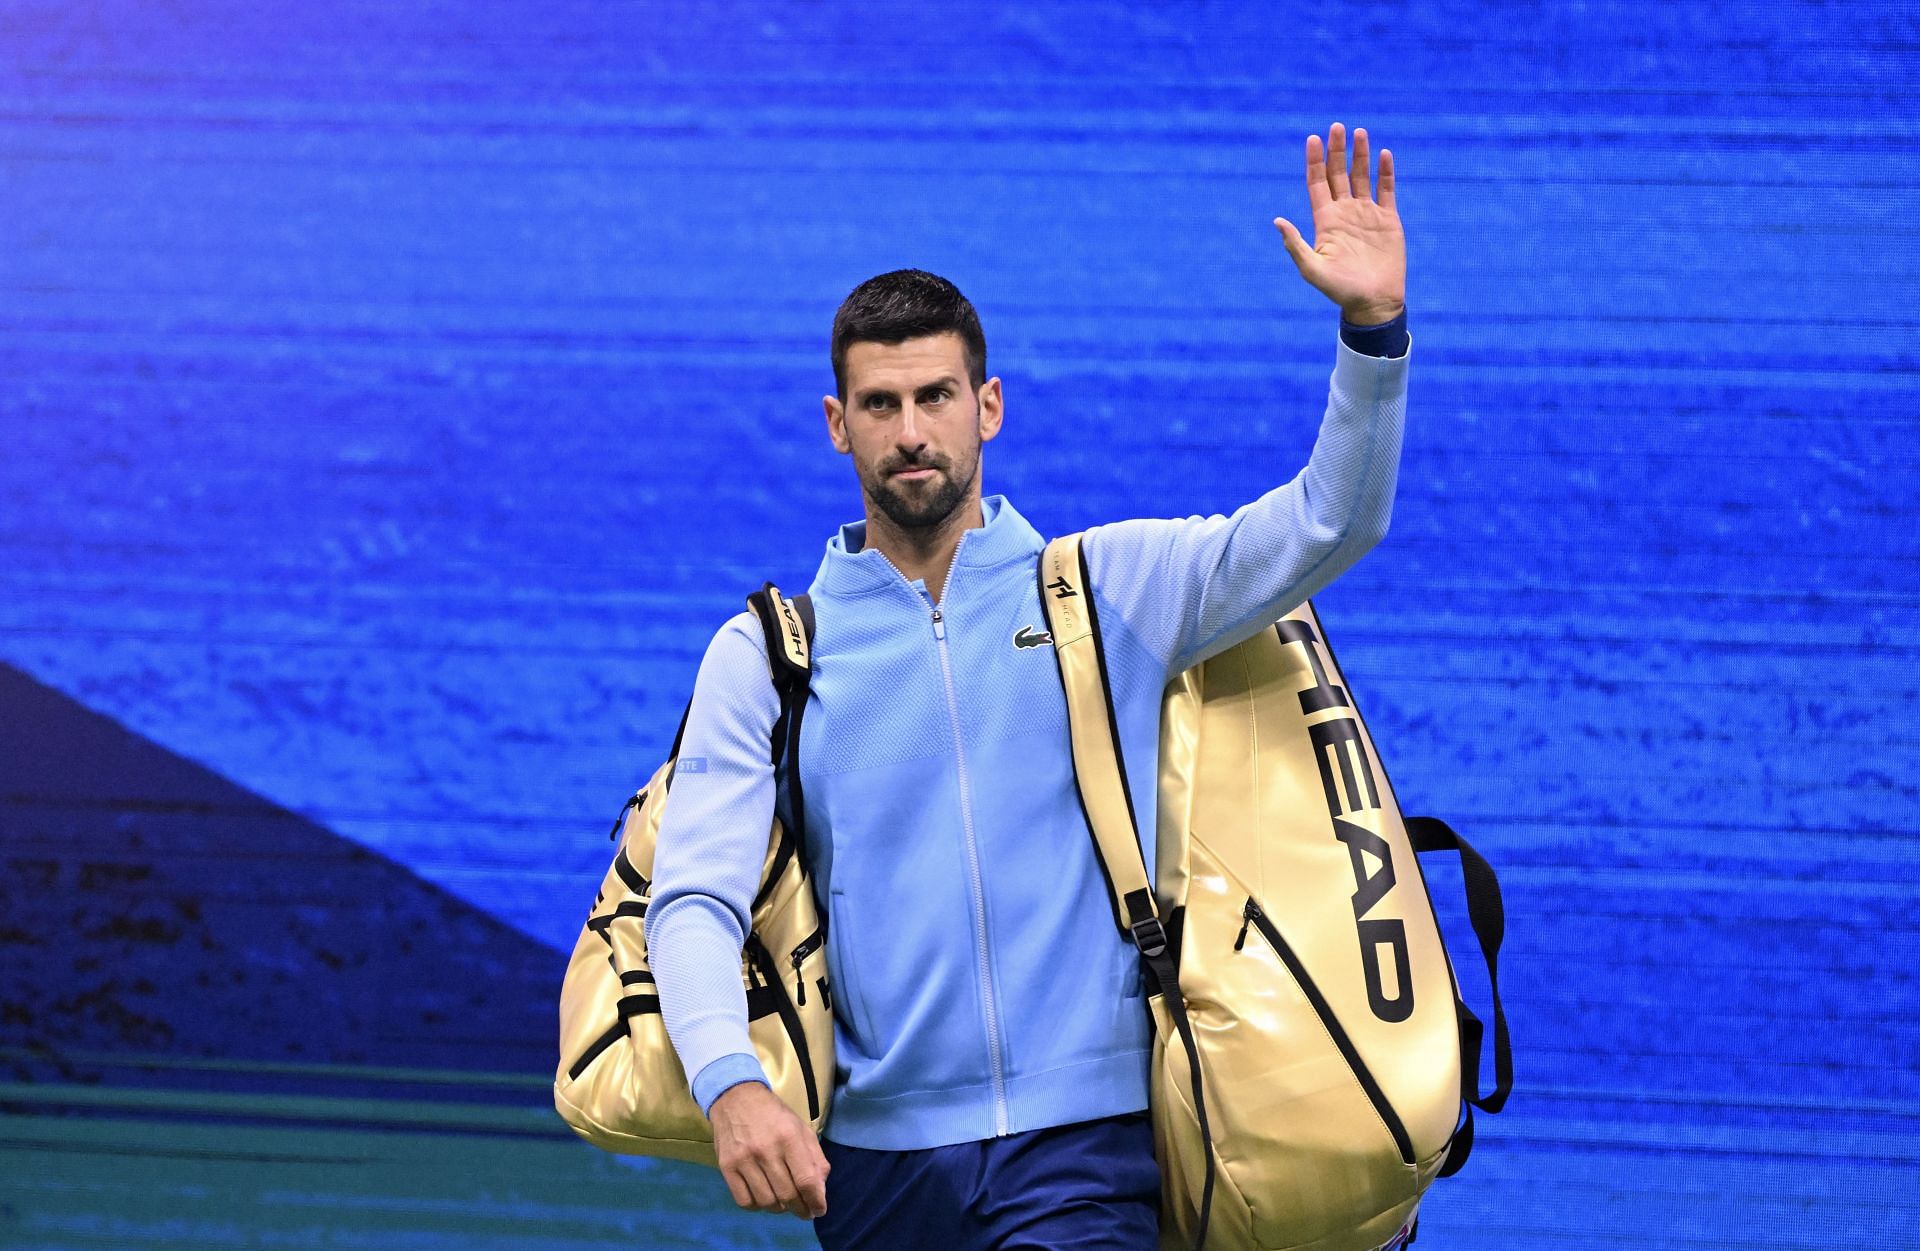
[553,598,835,1164]
[1043,535,1463,1251]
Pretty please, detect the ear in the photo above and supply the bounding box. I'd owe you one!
[976,376,1004,444]
[824,393,851,454]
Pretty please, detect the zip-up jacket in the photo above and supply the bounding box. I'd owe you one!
[645,322,1411,1150]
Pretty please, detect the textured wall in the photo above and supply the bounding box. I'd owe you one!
[2,0,1915,1247]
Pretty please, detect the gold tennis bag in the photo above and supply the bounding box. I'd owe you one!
[1040,535,1510,1251]
[552,585,836,1163]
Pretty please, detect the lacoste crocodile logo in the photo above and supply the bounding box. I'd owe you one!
[1013,625,1054,650]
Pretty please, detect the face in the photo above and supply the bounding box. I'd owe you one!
[825,332,1003,533]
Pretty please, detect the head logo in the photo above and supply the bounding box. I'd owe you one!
[773,593,806,667]
[1278,617,1407,1024]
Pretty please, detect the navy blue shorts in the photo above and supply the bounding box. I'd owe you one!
[813,1111,1160,1250]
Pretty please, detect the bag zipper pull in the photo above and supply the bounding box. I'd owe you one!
[1234,899,1257,951]
[607,790,644,842]
[792,951,807,1006]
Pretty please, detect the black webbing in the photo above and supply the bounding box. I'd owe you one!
[612,850,650,897]
[769,702,792,769]
[566,1020,627,1080]
[1407,813,1511,1181]
[747,588,815,914]
[586,900,648,935]
[1130,910,1214,1251]
[781,595,812,848]
[1406,815,1510,1115]
[752,697,803,912]
[1437,1102,1476,1178]
[662,698,695,794]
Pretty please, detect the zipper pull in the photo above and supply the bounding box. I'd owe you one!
[931,607,946,641]
[1234,899,1257,951]
[792,953,807,1006]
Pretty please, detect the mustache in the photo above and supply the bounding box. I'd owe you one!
[883,453,951,476]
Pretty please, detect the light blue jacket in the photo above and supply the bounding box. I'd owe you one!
[645,328,1410,1150]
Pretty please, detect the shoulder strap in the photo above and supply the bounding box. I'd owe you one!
[1038,534,1157,939]
[1039,533,1215,1251]
[745,584,815,912]
[749,584,813,685]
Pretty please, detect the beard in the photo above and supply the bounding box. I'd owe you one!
[865,448,977,533]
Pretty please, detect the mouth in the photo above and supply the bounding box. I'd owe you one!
[889,466,938,481]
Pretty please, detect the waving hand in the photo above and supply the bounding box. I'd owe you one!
[1273,122,1407,326]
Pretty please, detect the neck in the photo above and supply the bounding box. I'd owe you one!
[862,494,984,605]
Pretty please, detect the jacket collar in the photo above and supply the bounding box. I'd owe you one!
[812,494,1045,598]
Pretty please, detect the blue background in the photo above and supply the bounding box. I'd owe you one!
[2,0,1915,1246]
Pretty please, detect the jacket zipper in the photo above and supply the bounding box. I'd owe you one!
[875,537,1011,1136]
[1235,897,1414,1165]
[926,542,1011,1137]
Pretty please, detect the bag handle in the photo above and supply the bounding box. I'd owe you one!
[1406,815,1511,1113]
[1407,815,1512,1177]
[1039,533,1215,1251]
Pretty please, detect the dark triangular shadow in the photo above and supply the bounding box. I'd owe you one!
[0,662,563,1089]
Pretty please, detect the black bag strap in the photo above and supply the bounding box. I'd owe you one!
[1407,814,1512,1176]
[746,585,815,913]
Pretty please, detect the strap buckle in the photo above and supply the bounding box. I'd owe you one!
[1129,916,1169,960]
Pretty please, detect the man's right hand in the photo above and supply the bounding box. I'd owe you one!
[709,1080,830,1220]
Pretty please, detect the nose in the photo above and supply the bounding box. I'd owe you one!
[897,400,928,450]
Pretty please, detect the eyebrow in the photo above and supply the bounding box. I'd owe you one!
[853,375,963,405]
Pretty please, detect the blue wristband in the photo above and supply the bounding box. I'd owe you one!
[1339,308,1410,358]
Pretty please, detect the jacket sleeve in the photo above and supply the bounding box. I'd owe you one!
[1082,326,1410,679]
[643,610,784,1115]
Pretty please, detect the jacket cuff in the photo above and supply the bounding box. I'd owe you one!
[693,1051,772,1118]
[1331,326,1413,401]
[1338,307,1410,359]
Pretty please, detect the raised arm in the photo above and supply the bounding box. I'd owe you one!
[1083,122,1410,676]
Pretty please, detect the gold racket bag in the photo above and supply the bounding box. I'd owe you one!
[1041,535,1510,1251]
[553,584,836,1163]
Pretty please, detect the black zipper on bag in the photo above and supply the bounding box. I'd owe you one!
[1237,897,1414,1166]
[789,927,825,1007]
[606,790,646,842]
[747,935,821,1122]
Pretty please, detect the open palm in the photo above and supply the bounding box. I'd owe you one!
[1273,122,1406,325]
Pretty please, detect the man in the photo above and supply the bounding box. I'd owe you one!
[645,121,1410,1249]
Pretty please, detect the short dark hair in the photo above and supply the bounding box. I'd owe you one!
[830,269,987,402]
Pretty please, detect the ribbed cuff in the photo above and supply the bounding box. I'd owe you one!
[1338,307,1410,358]
[692,1051,772,1118]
